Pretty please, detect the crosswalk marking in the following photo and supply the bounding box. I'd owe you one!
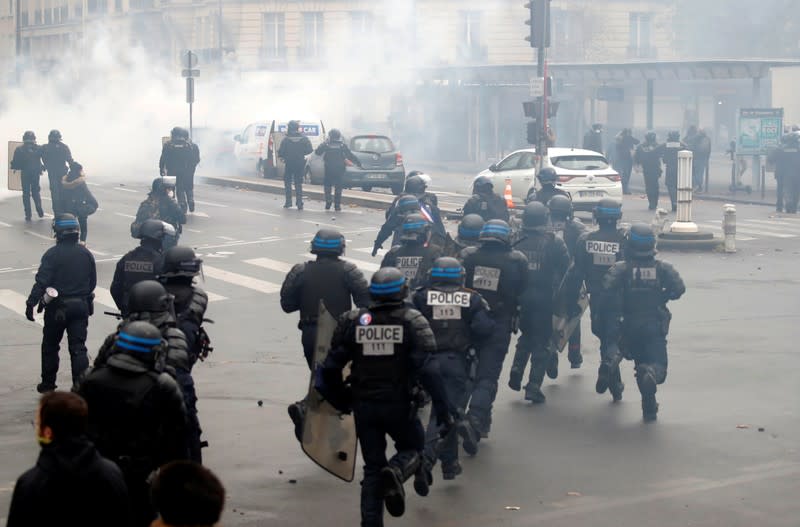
[243,208,280,217]
[0,289,42,326]
[353,247,386,257]
[115,212,136,219]
[93,287,118,310]
[203,265,281,294]
[205,291,228,302]
[733,219,800,231]
[24,230,51,241]
[191,211,210,218]
[245,257,293,274]
[113,187,138,193]
[299,253,380,273]
[193,200,227,208]
[698,223,795,239]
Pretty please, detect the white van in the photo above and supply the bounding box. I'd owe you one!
[233,122,271,176]
[264,119,326,179]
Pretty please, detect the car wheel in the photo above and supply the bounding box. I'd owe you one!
[361,185,373,192]
[390,183,403,195]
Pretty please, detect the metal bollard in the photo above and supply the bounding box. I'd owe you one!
[670,150,699,233]
[723,203,736,253]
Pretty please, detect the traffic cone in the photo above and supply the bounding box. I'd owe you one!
[504,178,514,209]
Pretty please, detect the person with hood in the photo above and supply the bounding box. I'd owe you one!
[132,177,185,250]
[314,128,361,211]
[583,123,604,154]
[278,120,313,209]
[10,130,45,221]
[160,127,200,214]
[462,176,509,222]
[60,161,98,243]
[7,391,130,527]
[40,129,73,214]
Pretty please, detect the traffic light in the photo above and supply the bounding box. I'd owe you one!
[523,0,550,48]
[526,120,539,145]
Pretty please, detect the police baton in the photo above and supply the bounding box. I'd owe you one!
[103,311,123,319]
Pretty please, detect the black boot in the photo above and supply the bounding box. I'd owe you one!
[508,367,523,391]
[642,395,659,422]
[381,466,406,517]
[524,383,546,404]
[441,460,462,481]
[596,363,610,394]
[568,344,582,369]
[457,418,480,456]
[412,457,433,497]
[546,351,559,380]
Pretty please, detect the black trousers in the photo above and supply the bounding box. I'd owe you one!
[512,302,552,387]
[665,166,678,210]
[324,171,344,208]
[284,164,304,206]
[467,313,512,431]
[618,158,633,193]
[424,353,468,465]
[643,172,661,209]
[47,175,63,214]
[785,176,800,214]
[21,173,44,219]
[41,300,90,388]
[176,368,203,463]
[176,173,194,212]
[776,175,784,211]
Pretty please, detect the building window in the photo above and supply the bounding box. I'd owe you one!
[302,12,324,59]
[74,5,81,17]
[44,0,52,24]
[262,12,285,58]
[20,10,28,26]
[61,5,68,20]
[458,11,485,62]
[629,12,652,58]
[115,0,122,11]
[350,11,373,36]
[88,0,107,14]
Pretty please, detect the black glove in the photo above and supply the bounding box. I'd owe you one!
[371,242,382,257]
[36,302,44,313]
[25,304,35,322]
[436,412,456,439]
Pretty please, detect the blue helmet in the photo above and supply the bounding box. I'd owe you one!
[458,214,485,241]
[311,228,345,255]
[369,267,407,301]
[400,213,430,242]
[53,213,80,240]
[479,219,512,245]
[594,198,622,222]
[430,256,465,286]
[113,320,164,364]
[396,194,420,215]
[627,222,656,259]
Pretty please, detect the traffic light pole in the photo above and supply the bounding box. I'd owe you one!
[536,1,549,166]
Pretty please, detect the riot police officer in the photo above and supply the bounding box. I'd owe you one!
[132,177,185,250]
[412,257,493,479]
[547,194,587,369]
[373,194,421,256]
[602,223,685,421]
[40,129,73,214]
[25,214,96,392]
[315,128,362,211]
[10,130,44,221]
[662,131,687,212]
[460,220,528,437]
[316,267,454,527]
[563,199,626,401]
[525,167,570,205]
[77,320,188,527]
[443,213,484,257]
[110,219,172,316]
[280,229,370,439]
[635,132,664,210]
[774,132,800,214]
[404,174,446,245]
[381,214,441,289]
[508,202,570,403]
[160,127,200,213]
[462,176,510,222]
[277,120,313,209]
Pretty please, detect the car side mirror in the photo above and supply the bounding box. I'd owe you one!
[489,163,498,172]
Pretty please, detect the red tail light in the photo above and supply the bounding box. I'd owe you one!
[605,173,621,182]
[395,153,403,166]
[345,159,354,167]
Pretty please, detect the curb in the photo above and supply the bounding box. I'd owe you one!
[657,236,721,252]
[628,186,774,208]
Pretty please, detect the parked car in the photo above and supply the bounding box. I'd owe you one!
[264,118,326,179]
[233,122,271,175]
[233,119,326,179]
[527,147,622,211]
[473,149,538,208]
[307,134,406,194]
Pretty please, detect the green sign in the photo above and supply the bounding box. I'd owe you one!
[738,108,784,155]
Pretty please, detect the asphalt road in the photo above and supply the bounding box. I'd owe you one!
[0,174,798,526]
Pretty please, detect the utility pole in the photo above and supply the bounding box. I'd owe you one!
[14,0,21,84]
[217,0,223,64]
[525,0,551,164]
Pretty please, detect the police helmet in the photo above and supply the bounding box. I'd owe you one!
[627,222,657,259]
[645,131,657,143]
[310,228,345,255]
[23,131,36,143]
[369,267,407,302]
[396,194,420,215]
[152,176,176,194]
[287,120,300,133]
[458,214,485,241]
[170,126,188,141]
[48,129,62,142]
[430,256,465,286]
[113,320,164,364]
[329,129,342,142]
[593,198,622,223]
[128,280,173,314]
[404,175,427,195]
[667,130,680,141]
[138,219,171,242]
[400,213,430,241]
[53,213,80,240]
[537,167,558,185]
[479,219,512,245]
[473,175,493,194]
[521,201,549,230]
[547,194,573,220]
[160,246,202,278]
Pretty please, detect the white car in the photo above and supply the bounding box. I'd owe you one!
[233,122,271,175]
[528,148,622,211]
[474,149,538,209]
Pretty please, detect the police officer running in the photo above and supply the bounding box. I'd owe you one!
[547,194,587,369]
[443,213,484,257]
[372,194,420,256]
[662,131,687,212]
[634,132,664,210]
[563,199,626,401]
[77,320,188,527]
[280,229,370,439]
[316,267,454,527]
[460,220,528,437]
[413,257,494,479]
[508,202,570,403]
[403,174,446,246]
[315,128,361,211]
[381,214,441,289]
[40,129,73,214]
[110,219,172,316]
[602,223,685,421]
[462,176,510,222]
[25,213,96,392]
[278,120,313,210]
[525,167,570,205]
[132,177,185,250]
[10,131,45,221]
[160,127,200,213]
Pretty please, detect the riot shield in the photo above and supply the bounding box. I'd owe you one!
[300,301,358,482]
[551,277,588,353]
[7,141,22,191]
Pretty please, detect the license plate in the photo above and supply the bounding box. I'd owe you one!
[580,191,605,197]
[366,173,386,179]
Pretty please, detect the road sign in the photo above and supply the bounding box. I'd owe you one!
[738,108,783,155]
[183,50,198,69]
[186,77,195,104]
[181,69,200,78]
[529,77,544,97]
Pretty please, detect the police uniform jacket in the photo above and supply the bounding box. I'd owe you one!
[462,191,510,222]
[10,143,43,176]
[110,245,164,314]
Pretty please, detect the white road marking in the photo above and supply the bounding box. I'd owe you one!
[243,208,280,217]
[205,291,228,302]
[112,187,138,193]
[24,230,52,241]
[43,213,54,219]
[191,211,210,218]
[86,181,101,187]
[193,199,228,208]
[353,247,386,256]
[114,212,136,219]
[41,196,51,201]
[0,289,42,326]
[697,223,795,239]
[88,248,109,257]
[185,228,203,233]
[217,236,237,241]
[245,257,293,274]
[202,265,281,294]
[299,219,339,229]
[0,221,11,227]
[93,287,117,309]
[732,219,800,231]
